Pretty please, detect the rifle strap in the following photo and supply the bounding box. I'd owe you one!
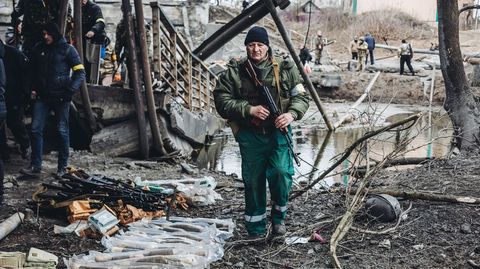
[272,57,281,96]
[244,59,261,87]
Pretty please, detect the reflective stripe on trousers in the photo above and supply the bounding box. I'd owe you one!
[245,213,267,222]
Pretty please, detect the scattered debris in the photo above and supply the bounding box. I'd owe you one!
[310,230,328,244]
[0,248,57,269]
[25,248,58,269]
[365,194,402,222]
[0,212,24,241]
[135,176,222,206]
[0,252,25,268]
[285,236,310,245]
[461,223,472,234]
[67,217,234,268]
[88,206,120,235]
[53,220,89,235]
[379,239,391,250]
[412,244,425,251]
[180,162,197,175]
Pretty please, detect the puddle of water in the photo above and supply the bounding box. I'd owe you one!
[194,104,452,187]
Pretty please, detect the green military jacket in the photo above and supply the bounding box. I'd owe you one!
[214,56,309,131]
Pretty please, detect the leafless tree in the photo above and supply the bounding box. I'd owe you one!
[438,0,480,151]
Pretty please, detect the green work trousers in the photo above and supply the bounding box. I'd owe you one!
[236,128,294,235]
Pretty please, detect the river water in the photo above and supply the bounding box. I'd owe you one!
[194,102,452,186]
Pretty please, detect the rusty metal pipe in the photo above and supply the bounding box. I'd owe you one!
[122,0,149,159]
[74,0,97,132]
[264,0,334,131]
[134,0,167,156]
[193,0,290,61]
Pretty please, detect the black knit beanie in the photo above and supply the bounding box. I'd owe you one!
[42,22,62,43]
[244,26,269,46]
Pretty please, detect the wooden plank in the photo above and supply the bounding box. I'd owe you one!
[333,72,381,129]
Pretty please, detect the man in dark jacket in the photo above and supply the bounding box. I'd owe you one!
[82,0,105,82]
[1,40,31,160]
[20,23,85,177]
[299,46,312,65]
[11,0,62,56]
[0,41,8,204]
[364,33,375,65]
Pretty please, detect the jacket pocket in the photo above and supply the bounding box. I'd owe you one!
[52,75,71,91]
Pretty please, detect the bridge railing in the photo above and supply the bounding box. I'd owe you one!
[150,2,216,114]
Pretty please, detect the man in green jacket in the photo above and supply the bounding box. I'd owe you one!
[214,26,309,238]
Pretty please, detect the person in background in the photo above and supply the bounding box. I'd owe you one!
[314,30,324,65]
[398,39,415,76]
[11,0,62,56]
[1,39,31,161]
[364,33,375,65]
[20,23,85,178]
[299,46,312,65]
[214,26,309,238]
[350,36,358,60]
[357,36,368,71]
[82,0,106,81]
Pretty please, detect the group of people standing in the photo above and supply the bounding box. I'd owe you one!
[0,0,108,205]
[349,33,375,71]
[349,34,415,75]
[300,30,415,75]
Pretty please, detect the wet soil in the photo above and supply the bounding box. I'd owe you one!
[1,139,479,268]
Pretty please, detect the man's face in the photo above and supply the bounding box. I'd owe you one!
[246,42,268,63]
[43,31,53,45]
[82,0,88,5]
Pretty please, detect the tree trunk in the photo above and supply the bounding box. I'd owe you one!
[438,0,480,150]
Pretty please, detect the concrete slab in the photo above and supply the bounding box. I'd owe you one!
[310,73,342,88]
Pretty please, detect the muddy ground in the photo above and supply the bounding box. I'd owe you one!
[0,121,479,268]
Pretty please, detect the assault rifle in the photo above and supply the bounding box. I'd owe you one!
[244,59,301,166]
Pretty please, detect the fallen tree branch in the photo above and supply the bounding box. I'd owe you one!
[351,157,435,178]
[459,5,480,13]
[350,188,480,204]
[329,114,421,268]
[290,113,421,200]
[334,72,380,129]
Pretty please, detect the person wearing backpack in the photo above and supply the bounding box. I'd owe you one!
[214,26,309,239]
[398,39,415,76]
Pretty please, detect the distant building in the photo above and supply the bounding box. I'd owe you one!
[300,0,343,12]
[300,0,477,25]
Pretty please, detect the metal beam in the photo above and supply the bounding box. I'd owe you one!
[193,0,290,61]
[264,0,334,131]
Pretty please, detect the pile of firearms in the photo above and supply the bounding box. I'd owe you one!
[33,169,169,212]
